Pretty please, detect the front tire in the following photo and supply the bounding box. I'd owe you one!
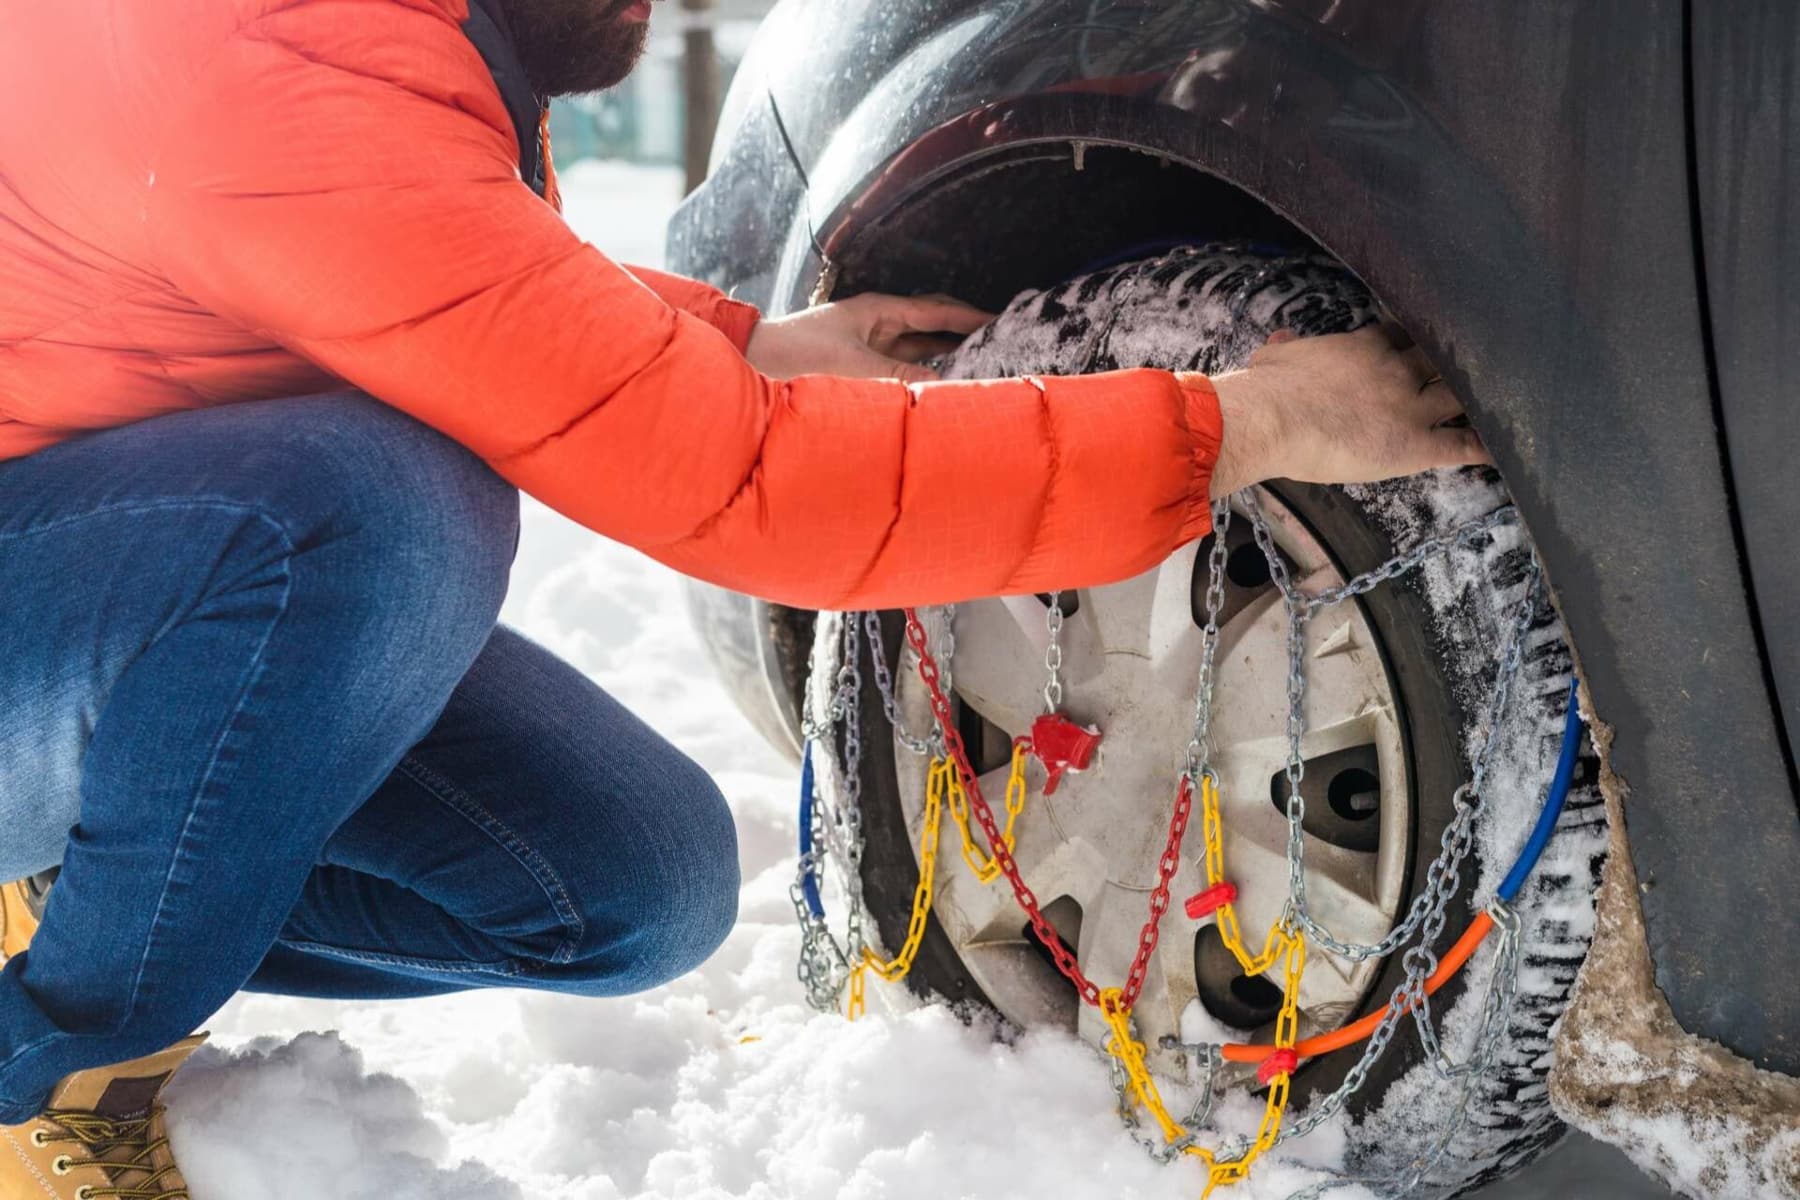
[853,245,1608,1193]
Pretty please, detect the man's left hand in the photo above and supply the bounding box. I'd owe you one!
[744,293,994,383]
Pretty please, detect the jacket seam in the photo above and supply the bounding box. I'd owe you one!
[492,303,686,468]
[999,376,1057,593]
[140,7,272,291]
[141,4,482,290]
[666,377,783,549]
[834,385,913,609]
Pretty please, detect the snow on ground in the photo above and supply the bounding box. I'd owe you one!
[160,161,1358,1200]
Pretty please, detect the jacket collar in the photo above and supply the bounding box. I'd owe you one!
[461,0,549,198]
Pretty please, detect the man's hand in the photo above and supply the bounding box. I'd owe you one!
[1199,324,1492,499]
[745,293,994,383]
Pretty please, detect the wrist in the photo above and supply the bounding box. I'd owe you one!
[1204,369,1280,499]
[743,319,767,363]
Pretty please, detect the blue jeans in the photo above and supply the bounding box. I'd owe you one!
[0,393,740,1122]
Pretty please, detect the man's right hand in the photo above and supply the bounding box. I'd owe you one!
[1198,324,1493,499]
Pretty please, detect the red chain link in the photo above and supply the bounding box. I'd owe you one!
[1127,773,1194,1010]
[903,609,1196,1012]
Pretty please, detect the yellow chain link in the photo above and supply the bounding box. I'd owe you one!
[946,740,1029,883]
[1099,772,1309,1195]
[1206,933,1305,1191]
[1199,771,1287,975]
[851,755,948,1019]
[1099,988,1218,1161]
[846,960,867,1020]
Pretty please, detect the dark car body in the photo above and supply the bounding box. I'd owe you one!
[668,0,1800,1075]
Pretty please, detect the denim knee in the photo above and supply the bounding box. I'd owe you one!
[562,763,740,994]
[648,765,741,980]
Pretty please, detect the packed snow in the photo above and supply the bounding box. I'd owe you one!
[153,161,1365,1200]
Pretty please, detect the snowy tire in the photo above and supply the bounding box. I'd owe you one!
[852,246,1610,1195]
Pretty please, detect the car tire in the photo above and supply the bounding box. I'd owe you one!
[850,245,1610,1193]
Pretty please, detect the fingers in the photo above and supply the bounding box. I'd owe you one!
[848,344,940,385]
[1409,377,1488,469]
[1401,345,1436,383]
[1415,377,1464,423]
[893,362,942,385]
[886,293,996,335]
[915,292,998,327]
[1427,424,1494,468]
[888,332,966,363]
[1248,325,1299,367]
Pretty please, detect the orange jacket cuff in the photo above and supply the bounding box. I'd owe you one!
[711,296,763,355]
[624,264,763,353]
[1175,372,1224,543]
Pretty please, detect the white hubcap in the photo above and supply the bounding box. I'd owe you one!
[890,488,1412,1084]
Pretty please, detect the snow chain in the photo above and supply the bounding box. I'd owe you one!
[793,494,1545,1198]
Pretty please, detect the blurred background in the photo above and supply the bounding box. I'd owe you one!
[549,0,774,190]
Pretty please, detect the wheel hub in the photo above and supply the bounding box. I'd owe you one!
[892,488,1412,1082]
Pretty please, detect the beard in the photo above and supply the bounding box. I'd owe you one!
[505,0,651,98]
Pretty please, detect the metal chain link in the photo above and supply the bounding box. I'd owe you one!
[793,603,963,1014]
[816,617,864,879]
[1192,493,1542,1176]
[1293,505,1522,617]
[1284,900,1526,1200]
[791,612,877,1013]
[1185,499,1234,776]
[786,236,1546,1188]
[1244,488,1539,963]
[938,603,957,702]
[864,610,933,756]
[1113,1015,1222,1164]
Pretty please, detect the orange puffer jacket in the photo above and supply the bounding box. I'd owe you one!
[0,0,1222,610]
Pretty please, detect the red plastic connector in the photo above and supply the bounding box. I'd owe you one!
[1183,881,1238,920]
[1029,713,1102,795]
[1257,1048,1299,1085]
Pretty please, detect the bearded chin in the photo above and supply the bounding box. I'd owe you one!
[510,2,651,98]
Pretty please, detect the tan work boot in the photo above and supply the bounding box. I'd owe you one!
[0,1033,206,1199]
[0,877,43,960]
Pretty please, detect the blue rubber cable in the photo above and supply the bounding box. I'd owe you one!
[1497,678,1586,904]
[797,741,824,918]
